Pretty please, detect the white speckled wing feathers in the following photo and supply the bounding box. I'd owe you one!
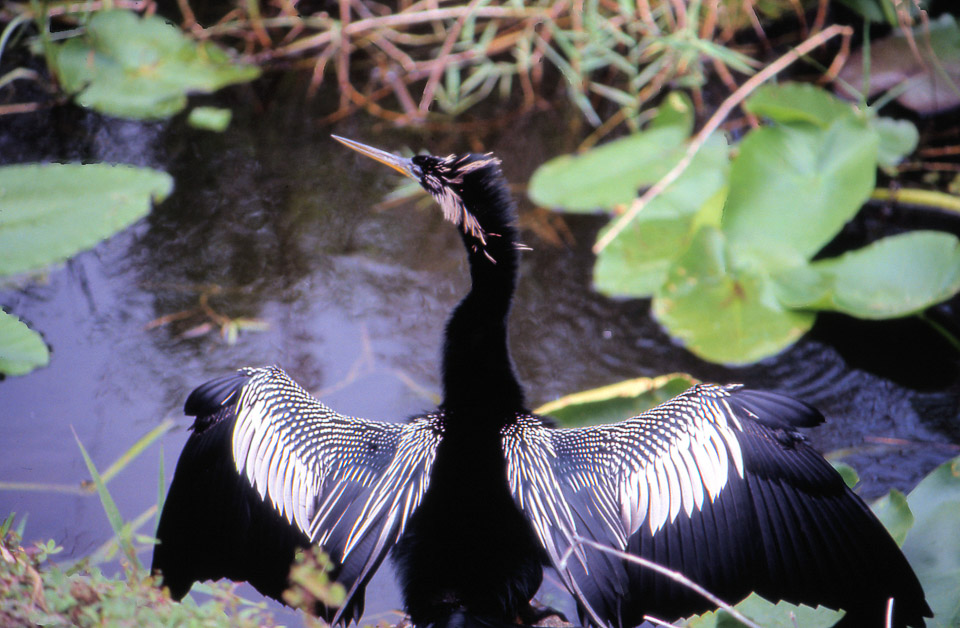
[230,366,441,620]
[503,384,747,625]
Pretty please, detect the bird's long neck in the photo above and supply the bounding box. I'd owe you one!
[440,195,525,419]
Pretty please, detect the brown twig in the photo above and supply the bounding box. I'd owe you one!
[593,24,853,254]
[418,0,483,116]
[560,535,762,628]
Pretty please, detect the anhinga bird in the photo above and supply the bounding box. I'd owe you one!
[152,136,931,628]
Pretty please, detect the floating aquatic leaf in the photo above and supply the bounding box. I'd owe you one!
[0,310,49,376]
[593,138,729,297]
[774,231,960,318]
[53,10,260,119]
[745,82,860,127]
[685,592,844,627]
[722,116,878,270]
[653,227,815,365]
[535,373,697,427]
[0,163,172,276]
[901,455,960,627]
[187,106,233,132]
[874,116,919,168]
[528,93,695,211]
[872,489,914,547]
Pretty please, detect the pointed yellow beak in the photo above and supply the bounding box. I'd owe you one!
[332,135,418,180]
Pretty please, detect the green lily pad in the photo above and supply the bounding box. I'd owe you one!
[0,309,50,376]
[187,106,233,132]
[872,489,914,547]
[534,373,697,427]
[901,455,960,627]
[53,10,260,119]
[0,163,173,276]
[832,461,860,490]
[684,592,844,627]
[875,116,919,168]
[745,82,861,128]
[593,137,730,297]
[775,231,960,318]
[528,94,695,211]
[653,227,815,365]
[721,116,878,270]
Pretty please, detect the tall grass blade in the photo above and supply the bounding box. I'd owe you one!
[156,444,165,535]
[71,426,141,572]
[100,418,175,485]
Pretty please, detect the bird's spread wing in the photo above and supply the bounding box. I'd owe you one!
[503,384,929,628]
[153,366,441,624]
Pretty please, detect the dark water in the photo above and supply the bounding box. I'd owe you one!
[2,95,959,623]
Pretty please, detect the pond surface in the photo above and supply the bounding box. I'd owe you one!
[1,95,959,623]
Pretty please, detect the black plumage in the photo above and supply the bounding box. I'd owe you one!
[152,137,931,628]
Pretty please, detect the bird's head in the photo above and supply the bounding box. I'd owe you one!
[333,136,517,260]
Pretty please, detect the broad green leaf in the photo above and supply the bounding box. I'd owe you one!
[53,10,260,119]
[745,83,860,128]
[786,231,960,318]
[684,592,843,627]
[593,138,730,297]
[0,309,49,376]
[0,163,173,276]
[872,489,914,546]
[901,455,960,627]
[832,461,860,490]
[653,227,815,364]
[649,90,695,133]
[874,116,919,168]
[722,117,878,270]
[187,106,232,132]
[528,96,696,211]
[534,374,697,427]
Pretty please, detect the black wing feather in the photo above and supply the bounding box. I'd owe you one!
[505,384,931,628]
[153,366,441,624]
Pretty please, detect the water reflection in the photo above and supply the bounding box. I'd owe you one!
[1,97,958,625]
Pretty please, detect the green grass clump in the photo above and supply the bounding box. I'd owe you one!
[0,517,281,626]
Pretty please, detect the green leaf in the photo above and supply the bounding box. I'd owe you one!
[684,592,844,627]
[745,83,860,128]
[652,227,815,365]
[73,428,141,571]
[901,455,960,627]
[593,138,729,298]
[874,116,919,168]
[528,97,696,211]
[53,10,260,119]
[780,231,960,318]
[832,461,860,490]
[187,106,232,132]
[649,90,695,133]
[534,374,697,427]
[0,163,173,276]
[722,117,879,270]
[0,309,49,376]
[872,489,914,546]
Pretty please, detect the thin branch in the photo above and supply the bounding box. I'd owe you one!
[418,0,483,116]
[561,535,762,628]
[593,24,853,254]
